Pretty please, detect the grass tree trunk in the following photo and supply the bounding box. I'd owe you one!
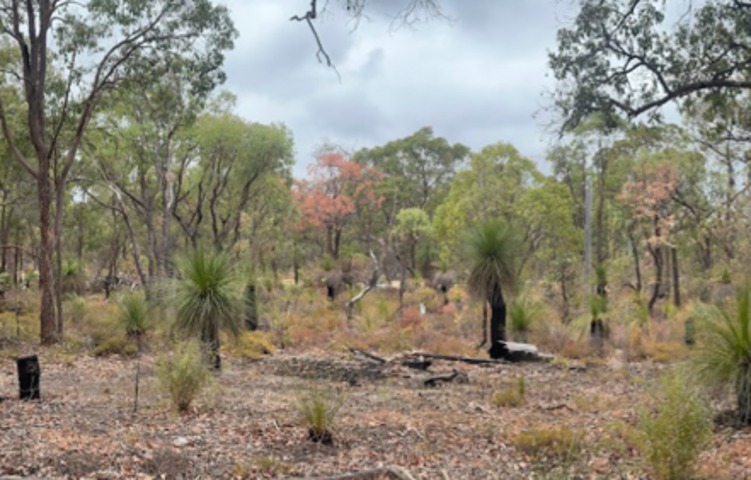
[487,284,507,360]
[737,365,751,425]
[201,324,221,371]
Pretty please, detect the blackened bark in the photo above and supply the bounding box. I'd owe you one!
[487,284,507,360]
[17,355,40,400]
[245,284,258,331]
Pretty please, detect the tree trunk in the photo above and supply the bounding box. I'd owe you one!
[38,173,58,345]
[627,225,642,292]
[648,245,663,317]
[201,325,221,371]
[560,266,570,324]
[487,285,507,360]
[54,181,65,338]
[672,246,681,308]
[737,365,751,425]
[245,284,258,331]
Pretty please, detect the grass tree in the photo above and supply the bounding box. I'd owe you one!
[173,250,242,371]
[119,293,149,413]
[692,287,751,424]
[467,220,519,360]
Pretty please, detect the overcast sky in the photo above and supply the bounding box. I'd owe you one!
[220,1,574,176]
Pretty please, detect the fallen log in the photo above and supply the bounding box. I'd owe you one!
[424,369,469,387]
[408,352,508,365]
[292,465,416,480]
[400,359,432,371]
[348,348,386,364]
[493,341,553,363]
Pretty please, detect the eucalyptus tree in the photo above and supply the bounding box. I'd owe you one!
[550,0,751,131]
[433,142,543,268]
[0,0,236,344]
[174,110,294,252]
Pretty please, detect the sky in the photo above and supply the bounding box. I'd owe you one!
[220,1,575,176]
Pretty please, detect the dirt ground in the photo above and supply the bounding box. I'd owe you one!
[1,350,751,479]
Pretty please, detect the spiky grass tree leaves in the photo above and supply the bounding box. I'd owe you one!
[466,220,520,359]
[692,287,751,424]
[119,293,149,341]
[173,249,243,371]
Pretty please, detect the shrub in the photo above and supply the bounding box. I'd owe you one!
[67,295,88,324]
[119,293,149,339]
[230,331,275,360]
[172,249,243,371]
[630,372,712,480]
[509,298,538,342]
[513,426,583,462]
[297,385,343,445]
[691,287,751,424]
[156,341,213,413]
[92,334,137,357]
[492,375,526,408]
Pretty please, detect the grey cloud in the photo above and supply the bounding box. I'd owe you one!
[220,0,570,175]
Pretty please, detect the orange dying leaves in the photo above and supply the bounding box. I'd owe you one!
[619,162,679,247]
[294,151,384,235]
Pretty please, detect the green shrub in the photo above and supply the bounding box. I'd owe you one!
[691,287,751,424]
[156,341,213,413]
[513,426,583,462]
[93,334,137,357]
[119,293,149,339]
[631,372,712,480]
[509,299,538,342]
[297,385,343,444]
[68,295,88,324]
[172,249,243,371]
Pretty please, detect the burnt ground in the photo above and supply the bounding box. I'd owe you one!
[1,351,751,479]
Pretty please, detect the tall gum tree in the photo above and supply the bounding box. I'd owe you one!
[0,0,236,344]
[550,0,751,131]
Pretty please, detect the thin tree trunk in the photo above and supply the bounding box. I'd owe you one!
[38,172,58,345]
[628,225,642,292]
[54,181,65,338]
[648,245,663,317]
[672,246,681,308]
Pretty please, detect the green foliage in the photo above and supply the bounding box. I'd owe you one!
[156,341,213,413]
[466,220,520,301]
[67,295,87,324]
[93,335,137,357]
[691,287,751,423]
[297,385,344,443]
[509,298,538,340]
[550,0,751,130]
[394,207,432,241]
[119,293,149,338]
[631,373,712,480]
[172,249,242,340]
[434,142,541,262]
[589,295,608,321]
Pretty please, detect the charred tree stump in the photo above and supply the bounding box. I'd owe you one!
[326,282,336,301]
[244,284,258,331]
[590,318,608,352]
[17,355,40,400]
